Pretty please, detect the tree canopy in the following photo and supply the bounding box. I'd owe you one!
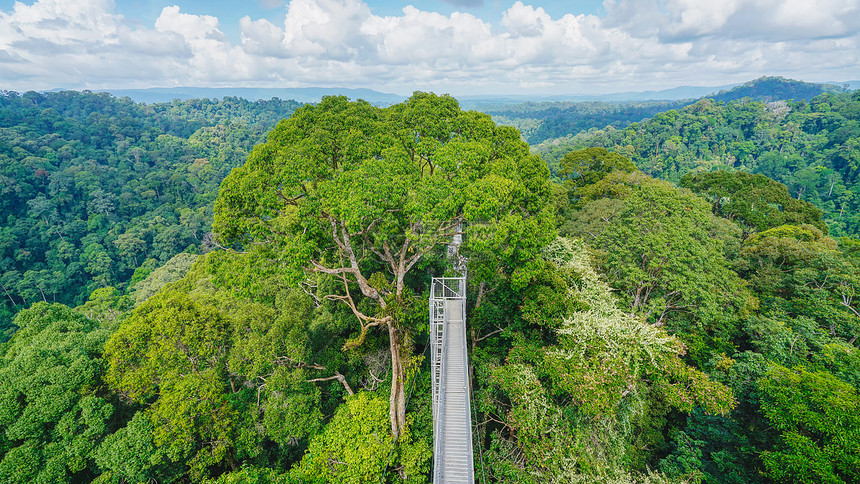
[0,88,858,483]
[0,90,301,338]
[680,170,826,236]
[534,90,860,236]
[214,92,554,438]
[0,303,113,483]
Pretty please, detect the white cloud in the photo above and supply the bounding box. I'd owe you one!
[0,0,858,94]
[281,0,374,58]
[155,5,223,39]
[606,0,860,41]
[362,7,499,64]
[239,16,285,56]
[0,0,180,88]
[152,5,256,83]
[665,0,738,37]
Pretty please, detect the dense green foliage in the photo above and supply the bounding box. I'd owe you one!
[0,303,115,483]
[481,100,688,145]
[0,86,858,483]
[535,90,860,236]
[706,76,846,104]
[0,90,301,337]
[473,237,734,483]
[679,170,826,237]
[482,77,840,147]
[759,365,860,483]
[562,171,748,351]
[214,92,554,440]
[552,151,860,484]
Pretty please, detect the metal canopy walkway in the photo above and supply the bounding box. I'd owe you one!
[430,277,474,483]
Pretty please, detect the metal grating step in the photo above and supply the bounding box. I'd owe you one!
[430,277,474,484]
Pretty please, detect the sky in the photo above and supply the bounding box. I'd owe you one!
[0,0,858,96]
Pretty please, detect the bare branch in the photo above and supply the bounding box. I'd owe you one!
[212,238,248,254]
[307,372,355,395]
[272,356,326,370]
[326,214,346,252]
[350,216,383,238]
[842,300,860,318]
[404,248,428,274]
[475,327,503,342]
[310,260,355,275]
[321,272,391,350]
[475,281,499,310]
[274,189,305,206]
[271,357,355,396]
[382,240,397,268]
[298,279,321,307]
[328,220,386,307]
[369,244,390,265]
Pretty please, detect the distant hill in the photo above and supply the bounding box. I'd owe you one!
[476,76,855,145]
[462,78,857,107]
[105,86,405,105]
[583,84,738,102]
[99,78,855,108]
[459,84,736,107]
[705,76,846,103]
[477,99,691,144]
[534,88,860,235]
[833,80,860,91]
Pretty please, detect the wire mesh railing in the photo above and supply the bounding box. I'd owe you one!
[431,277,466,299]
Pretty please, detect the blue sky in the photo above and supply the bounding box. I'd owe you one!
[105,0,608,46]
[111,1,608,36]
[1,0,858,95]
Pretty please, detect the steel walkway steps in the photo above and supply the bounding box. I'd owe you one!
[430,277,474,484]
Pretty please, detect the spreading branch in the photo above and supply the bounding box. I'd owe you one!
[307,373,355,395]
[322,272,391,350]
[475,327,503,343]
[272,357,355,396]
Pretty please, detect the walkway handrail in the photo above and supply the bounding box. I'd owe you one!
[430,276,474,483]
[432,305,448,484]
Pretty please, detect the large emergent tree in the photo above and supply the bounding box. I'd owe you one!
[214,93,553,439]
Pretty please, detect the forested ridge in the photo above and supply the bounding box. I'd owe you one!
[0,88,858,484]
[481,76,845,146]
[0,90,302,337]
[535,89,860,236]
[479,99,689,145]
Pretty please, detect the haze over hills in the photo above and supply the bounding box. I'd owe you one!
[473,76,859,147]
[105,83,733,105]
[97,77,858,106]
[466,77,853,107]
[100,86,405,105]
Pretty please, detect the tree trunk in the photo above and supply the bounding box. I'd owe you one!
[388,321,407,440]
[1,283,17,307]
